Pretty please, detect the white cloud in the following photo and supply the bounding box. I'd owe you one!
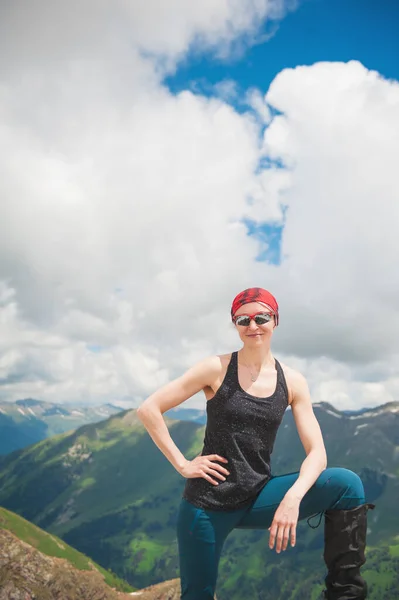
[0,0,292,74]
[263,61,399,409]
[264,61,399,357]
[0,0,292,405]
[0,3,398,411]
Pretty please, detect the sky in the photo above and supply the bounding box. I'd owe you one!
[0,0,398,411]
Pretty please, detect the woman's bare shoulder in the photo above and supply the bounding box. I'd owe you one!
[200,352,232,373]
[278,360,306,381]
[277,360,308,405]
[200,353,233,399]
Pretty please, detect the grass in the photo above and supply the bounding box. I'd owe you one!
[129,534,168,574]
[0,506,134,592]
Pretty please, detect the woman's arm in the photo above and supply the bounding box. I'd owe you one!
[285,370,327,500]
[136,356,229,482]
[268,369,327,553]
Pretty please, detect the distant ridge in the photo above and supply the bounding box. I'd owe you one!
[342,401,399,416]
[0,399,123,455]
[168,400,399,425]
[15,398,43,407]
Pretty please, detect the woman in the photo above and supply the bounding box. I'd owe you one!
[137,287,374,600]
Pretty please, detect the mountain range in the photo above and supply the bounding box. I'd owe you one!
[0,400,398,599]
[0,398,122,455]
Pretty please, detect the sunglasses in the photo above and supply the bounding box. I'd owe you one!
[232,312,274,327]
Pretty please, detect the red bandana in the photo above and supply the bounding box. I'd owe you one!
[231,287,279,326]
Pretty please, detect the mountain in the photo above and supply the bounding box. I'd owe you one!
[0,398,122,455]
[0,505,184,600]
[167,406,206,424]
[0,402,398,599]
[169,400,399,426]
[0,505,134,599]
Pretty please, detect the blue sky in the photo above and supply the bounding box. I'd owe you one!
[167,0,399,95]
[165,0,399,267]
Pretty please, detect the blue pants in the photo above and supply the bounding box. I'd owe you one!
[176,467,365,599]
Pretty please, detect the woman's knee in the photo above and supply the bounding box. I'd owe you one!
[323,467,365,508]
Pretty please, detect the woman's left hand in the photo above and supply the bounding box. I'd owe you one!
[268,493,301,553]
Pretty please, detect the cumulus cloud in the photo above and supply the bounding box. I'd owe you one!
[0,0,292,405]
[266,61,399,357]
[263,60,399,408]
[0,0,292,72]
[0,2,398,411]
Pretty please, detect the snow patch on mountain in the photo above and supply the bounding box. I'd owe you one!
[325,409,343,418]
[354,423,369,435]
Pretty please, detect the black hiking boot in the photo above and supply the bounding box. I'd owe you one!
[323,503,375,599]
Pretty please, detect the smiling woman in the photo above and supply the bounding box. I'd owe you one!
[1,0,396,595]
[137,287,375,600]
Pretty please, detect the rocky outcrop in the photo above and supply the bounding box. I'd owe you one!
[130,579,218,599]
[0,528,131,600]
[0,528,187,600]
[128,579,181,599]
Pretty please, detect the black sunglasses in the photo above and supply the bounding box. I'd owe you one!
[232,312,274,327]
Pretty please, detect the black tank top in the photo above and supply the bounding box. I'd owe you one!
[182,351,289,510]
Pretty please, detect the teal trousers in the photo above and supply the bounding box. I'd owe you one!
[177,467,366,599]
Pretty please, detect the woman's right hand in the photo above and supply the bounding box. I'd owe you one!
[179,454,230,485]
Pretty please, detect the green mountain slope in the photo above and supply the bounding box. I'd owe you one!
[0,402,398,599]
[0,506,134,596]
[0,398,122,455]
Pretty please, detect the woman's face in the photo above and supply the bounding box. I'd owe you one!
[233,302,276,346]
